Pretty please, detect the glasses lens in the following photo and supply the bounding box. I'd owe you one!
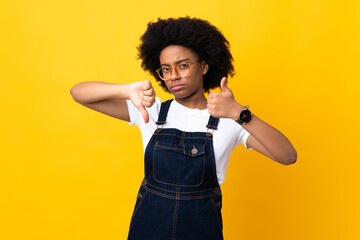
[158,69,165,80]
[177,63,191,78]
[157,63,192,81]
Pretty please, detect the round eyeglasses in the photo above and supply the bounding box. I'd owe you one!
[156,60,202,81]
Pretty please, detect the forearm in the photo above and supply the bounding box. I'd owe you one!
[70,81,130,104]
[207,79,297,164]
[232,104,297,164]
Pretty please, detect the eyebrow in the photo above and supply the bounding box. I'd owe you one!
[160,58,190,66]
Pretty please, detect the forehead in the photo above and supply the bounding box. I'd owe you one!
[159,45,199,64]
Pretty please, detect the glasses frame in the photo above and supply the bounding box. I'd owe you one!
[156,59,202,81]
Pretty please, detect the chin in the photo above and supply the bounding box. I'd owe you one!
[172,91,193,99]
[170,90,186,98]
[172,94,186,99]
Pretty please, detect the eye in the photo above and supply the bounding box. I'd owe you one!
[179,63,189,69]
[162,67,170,73]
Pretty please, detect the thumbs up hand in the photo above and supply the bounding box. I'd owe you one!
[207,77,243,120]
[128,80,156,123]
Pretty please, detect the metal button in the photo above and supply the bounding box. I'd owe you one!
[191,146,198,155]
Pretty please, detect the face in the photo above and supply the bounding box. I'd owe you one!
[159,45,208,100]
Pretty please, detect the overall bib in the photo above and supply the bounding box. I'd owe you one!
[128,100,223,240]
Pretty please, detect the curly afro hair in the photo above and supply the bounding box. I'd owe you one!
[137,16,234,93]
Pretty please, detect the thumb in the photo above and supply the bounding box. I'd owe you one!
[137,104,149,123]
[220,77,229,92]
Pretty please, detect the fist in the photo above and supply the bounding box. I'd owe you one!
[207,77,242,119]
[128,80,156,123]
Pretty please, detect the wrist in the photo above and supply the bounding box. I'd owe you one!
[231,103,244,121]
[235,105,252,125]
[124,82,140,100]
[123,83,132,100]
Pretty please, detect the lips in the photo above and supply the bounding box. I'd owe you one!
[170,84,185,91]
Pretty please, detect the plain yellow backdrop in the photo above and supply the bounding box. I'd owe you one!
[1,0,359,239]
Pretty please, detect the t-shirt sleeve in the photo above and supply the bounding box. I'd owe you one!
[126,98,162,152]
[126,100,135,125]
[237,127,252,150]
[126,99,140,126]
[126,98,162,127]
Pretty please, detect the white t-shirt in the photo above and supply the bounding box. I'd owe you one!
[127,97,252,185]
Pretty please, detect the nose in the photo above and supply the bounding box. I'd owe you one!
[170,67,181,81]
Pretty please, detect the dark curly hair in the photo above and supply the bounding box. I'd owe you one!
[137,16,234,93]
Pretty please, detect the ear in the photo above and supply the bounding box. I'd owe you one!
[202,61,209,74]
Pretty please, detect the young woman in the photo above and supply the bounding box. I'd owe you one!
[70,17,297,240]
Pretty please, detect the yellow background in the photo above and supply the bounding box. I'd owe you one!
[1,0,359,239]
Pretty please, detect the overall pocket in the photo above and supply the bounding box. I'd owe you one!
[152,141,206,187]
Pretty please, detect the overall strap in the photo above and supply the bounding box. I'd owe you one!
[206,116,220,130]
[156,99,173,125]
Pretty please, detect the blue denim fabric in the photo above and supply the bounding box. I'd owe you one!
[128,100,223,240]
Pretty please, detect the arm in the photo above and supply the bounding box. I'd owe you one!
[70,81,156,123]
[207,78,297,165]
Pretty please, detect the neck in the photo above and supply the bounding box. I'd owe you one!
[175,94,207,110]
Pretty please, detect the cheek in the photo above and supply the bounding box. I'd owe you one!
[196,66,206,78]
[164,81,171,90]
[194,69,205,84]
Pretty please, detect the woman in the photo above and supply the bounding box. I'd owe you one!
[70,17,297,240]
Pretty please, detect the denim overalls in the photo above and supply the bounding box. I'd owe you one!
[128,99,223,240]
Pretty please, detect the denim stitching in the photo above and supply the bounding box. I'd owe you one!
[172,196,179,240]
[156,142,206,156]
[206,124,218,129]
[153,133,213,140]
[144,186,216,200]
[178,132,182,145]
[145,181,215,194]
[210,197,223,230]
[155,142,205,157]
[206,117,219,130]
[157,99,172,124]
[152,142,206,187]
[131,189,148,220]
[156,145,183,151]
[152,155,205,187]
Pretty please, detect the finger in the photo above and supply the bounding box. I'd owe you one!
[220,77,229,92]
[142,80,152,91]
[143,87,155,96]
[137,104,149,123]
[143,95,155,102]
[208,92,218,99]
[142,98,155,107]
